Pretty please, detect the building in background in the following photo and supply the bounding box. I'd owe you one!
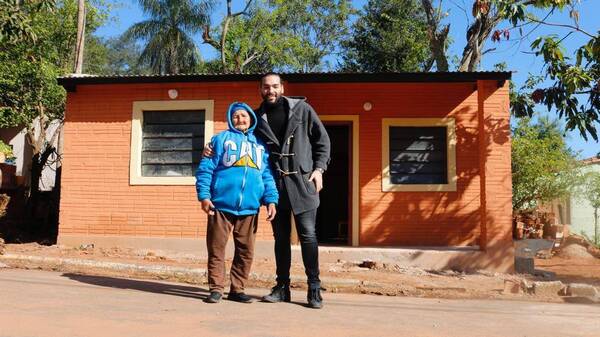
[57,72,513,271]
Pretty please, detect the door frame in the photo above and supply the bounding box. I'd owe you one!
[320,115,359,246]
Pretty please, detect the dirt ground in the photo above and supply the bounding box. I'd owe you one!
[3,241,599,303]
[536,257,600,287]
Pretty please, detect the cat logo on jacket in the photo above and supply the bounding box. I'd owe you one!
[222,140,264,170]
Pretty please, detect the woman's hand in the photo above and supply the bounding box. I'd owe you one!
[202,143,214,157]
[201,199,215,215]
[266,203,277,221]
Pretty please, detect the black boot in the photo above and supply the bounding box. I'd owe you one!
[262,282,291,303]
[307,286,323,309]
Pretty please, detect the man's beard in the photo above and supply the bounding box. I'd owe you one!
[263,95,282,107]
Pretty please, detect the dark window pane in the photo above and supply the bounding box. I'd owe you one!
[389,126,447,185]
[141,110,205,177]
[144,110,204,124]
[143,124,204,138]
[390,163,446,174]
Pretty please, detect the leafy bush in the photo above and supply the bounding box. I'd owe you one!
[512,117,581,210]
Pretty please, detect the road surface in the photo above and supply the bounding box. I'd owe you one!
[1,268,598,337]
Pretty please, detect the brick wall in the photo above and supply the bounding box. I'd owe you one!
[59,80,512,247]
[477,80,513,268]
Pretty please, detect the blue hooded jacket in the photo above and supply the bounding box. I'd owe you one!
[195,102,278,215]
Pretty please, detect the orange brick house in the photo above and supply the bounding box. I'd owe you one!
[57,72,513,271]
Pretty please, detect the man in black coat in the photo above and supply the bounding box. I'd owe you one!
[255,73,330,309]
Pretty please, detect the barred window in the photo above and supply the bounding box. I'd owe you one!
[388,126,447,184]
[382,118,456,192]
[130,100,213,185]
[141,110,205,177]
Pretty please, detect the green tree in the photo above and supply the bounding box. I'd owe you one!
[219,7,302,73]
[510,31,599,141]
[124,0,213,74]
[270,0,353,71]
[1,0,108,128]
[0,0,108,237]
[84,35,151,75]
[511,117,581,211]
[340,0,432,72]
[202,0,352,73]
[418,0,599,140]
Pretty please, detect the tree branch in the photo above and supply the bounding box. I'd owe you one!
[232,0,253,17]
[220,16,231,70]
[421,0,450,71]
[525,16,596,39]
[482,47,496,55]
[201,24,220,50]
[241,51,259,68]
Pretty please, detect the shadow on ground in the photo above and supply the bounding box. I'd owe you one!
[62,273,210,300]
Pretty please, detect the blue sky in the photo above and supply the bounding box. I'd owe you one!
[95,0,599,159]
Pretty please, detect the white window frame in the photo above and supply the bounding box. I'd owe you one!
[130,100,214,185]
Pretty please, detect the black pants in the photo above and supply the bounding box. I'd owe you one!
[272,207,320,288]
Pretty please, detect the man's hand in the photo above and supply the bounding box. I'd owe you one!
[202,143,214,157]
[308,170,323,193]
[201,199,215,215]
[266,203,276,221]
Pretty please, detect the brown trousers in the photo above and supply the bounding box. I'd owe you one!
[206,210,258,293]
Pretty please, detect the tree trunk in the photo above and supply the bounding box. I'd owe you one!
[221,15,231,71]
[25,145,56,237]
[74,0,86,74]
[458,12,502,71]
[421,0,450,71]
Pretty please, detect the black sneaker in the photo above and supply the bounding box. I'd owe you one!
[204,291,222,303]
[227,292,253,303]
[307,287,323,309]
[262,283,291,303]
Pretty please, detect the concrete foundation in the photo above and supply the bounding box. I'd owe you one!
[58,234,515,273]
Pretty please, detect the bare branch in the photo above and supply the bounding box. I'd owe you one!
[201,24,220,50]
[241,51,259,68]
[449,0,470,24]
[232,0,253,17]
[525,16,596,39]
[421,0,450,71]
[557,31,574,44]
[482,47,496,55]
[458,9,504,71]
[221,16,231,70]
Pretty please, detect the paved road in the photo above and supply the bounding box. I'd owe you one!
[1,268,599,337]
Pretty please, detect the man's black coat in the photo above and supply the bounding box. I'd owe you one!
[254,96,331,214]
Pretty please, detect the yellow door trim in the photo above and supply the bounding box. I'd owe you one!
[320,115,360,247]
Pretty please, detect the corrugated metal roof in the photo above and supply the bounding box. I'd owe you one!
[582,156,600,165]
[57,71,512,92]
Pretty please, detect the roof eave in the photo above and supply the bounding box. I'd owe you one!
[57,72,512,92]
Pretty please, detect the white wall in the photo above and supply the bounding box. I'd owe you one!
[570,162,600,240]
[0,126,32,183]
[0,120,62,189]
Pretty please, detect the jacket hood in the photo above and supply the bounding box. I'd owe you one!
[227,102,257,134]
